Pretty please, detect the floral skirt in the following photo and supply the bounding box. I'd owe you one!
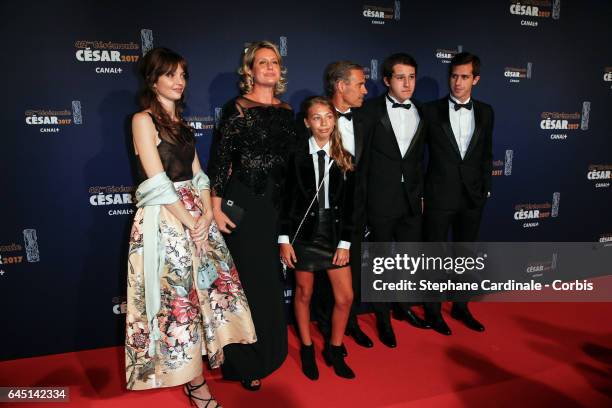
[125,180,256,390]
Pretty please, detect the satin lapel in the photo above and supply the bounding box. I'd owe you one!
[379,97,403,159]
[296,148,316,199]
[403,107,424,158]
[439,98,462,159]
[328,163,341,203]
[353,115,364,165]
[464,100,483,160]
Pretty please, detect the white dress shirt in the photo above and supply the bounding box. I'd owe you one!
[385,94,420,157]
[336,108,355,157]
[309,137,331,209]
[448,95,475,159]
[278,136,350,249]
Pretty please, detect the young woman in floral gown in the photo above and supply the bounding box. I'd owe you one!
[125,47,256,407]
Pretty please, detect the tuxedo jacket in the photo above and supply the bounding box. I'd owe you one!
[422,96,494,210]
[361,94,427,218]
[295,107,368,231]
[279,137,355,244]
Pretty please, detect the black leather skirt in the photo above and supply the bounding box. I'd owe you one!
[293,209,341,272]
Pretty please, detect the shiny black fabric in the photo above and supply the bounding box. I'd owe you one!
[293,209,341,272]
[208,96,297,200]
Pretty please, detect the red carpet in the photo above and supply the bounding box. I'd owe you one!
[1,303,611,407]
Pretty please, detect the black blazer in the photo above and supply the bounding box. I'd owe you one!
[296,107,368,232]
[422,96,494,210]
[361,94,427,218]
[279,138,355,244]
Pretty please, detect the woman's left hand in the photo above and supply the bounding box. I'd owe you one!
[190,212,213,243]
[332,248,350,266]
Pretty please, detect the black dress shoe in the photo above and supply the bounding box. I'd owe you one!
[323,344,355,379]
[393,308,431,329]
[345,326,373,348]
[240,379,261,391]
[376,323,397,348]
[428,318,452,336]
[451,308,485,332]
[299,343,319,380]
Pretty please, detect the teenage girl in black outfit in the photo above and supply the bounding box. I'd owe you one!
[279,96,356,380]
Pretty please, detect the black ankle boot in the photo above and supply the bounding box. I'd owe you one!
[323,344,355,379]
[300,343,319,380]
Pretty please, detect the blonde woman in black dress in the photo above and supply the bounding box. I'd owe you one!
[208,41,296,390]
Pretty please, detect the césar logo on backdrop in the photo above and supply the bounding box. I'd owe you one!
[509,0,561,27]
[587,164,612,189]
[540,101,591,141]
[24,101,82,134]
[525,253,557,278]
[362,0,400,25]
[363,59,379,81]
[184,113,216,138]
[0,229,40,279]
[0,242,25,274]
[435,45,462,64]
[492,149,514,177]
[74,29,154,74]
[504,62,532,83]
[89,185,135,216]
[513,192,560,229]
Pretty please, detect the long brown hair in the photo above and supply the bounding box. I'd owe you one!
[302,96,353,173]
[138,47,194,145]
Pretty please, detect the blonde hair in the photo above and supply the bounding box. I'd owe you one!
[302,96,354,173]
[238,40,287,95]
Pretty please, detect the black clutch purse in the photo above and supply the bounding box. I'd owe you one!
[221,199,245,228]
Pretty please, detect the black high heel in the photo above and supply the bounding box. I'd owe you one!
[240,379,261,391]
[184,379,221,408]
[323,344,356,379]
[300,343,319,380]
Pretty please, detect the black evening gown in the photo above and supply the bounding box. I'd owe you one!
[208,96,296,380]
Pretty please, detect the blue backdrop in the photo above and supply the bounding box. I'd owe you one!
[1,0,611,360]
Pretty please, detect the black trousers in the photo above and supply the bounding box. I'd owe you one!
[368,209,423,329]
[423,194,484,317]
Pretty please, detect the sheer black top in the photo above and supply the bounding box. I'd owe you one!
[208,96,297,197]
[135,113,196,183]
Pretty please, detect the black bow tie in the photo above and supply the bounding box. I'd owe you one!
[337,111,353,121]
[387,94,411,110]
[450,98,473,111]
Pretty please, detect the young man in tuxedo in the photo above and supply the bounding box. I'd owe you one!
[302,61,374,351]
[361,53,431,348]
[422,52,494,335]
